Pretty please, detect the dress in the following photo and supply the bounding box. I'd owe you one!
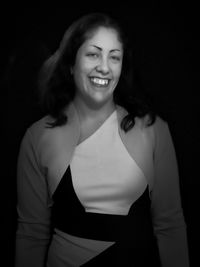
[15,104,189,267]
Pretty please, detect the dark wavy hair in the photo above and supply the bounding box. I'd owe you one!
[38,12,156,131]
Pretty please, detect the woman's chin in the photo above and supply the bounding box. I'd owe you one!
[86,94,114,109]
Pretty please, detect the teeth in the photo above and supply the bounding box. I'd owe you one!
[91,78,109,85]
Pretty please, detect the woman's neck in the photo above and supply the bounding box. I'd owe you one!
[73,97,116,144]
[73,96,116,123]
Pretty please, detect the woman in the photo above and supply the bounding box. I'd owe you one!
[15,13,189,266]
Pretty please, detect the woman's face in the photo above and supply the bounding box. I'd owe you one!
[72,27,123,107]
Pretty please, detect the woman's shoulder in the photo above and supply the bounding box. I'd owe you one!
[136,113,167,127]
[28,115,53,138]
[151,115,170,141]
[21,115,56,152]
[117,105,168,132]
[134,114,168,135]
[132,114,170,150]
[23,110,79,157]
[138,114,172,154]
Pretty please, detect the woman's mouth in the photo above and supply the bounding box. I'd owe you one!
[90,77,110,87]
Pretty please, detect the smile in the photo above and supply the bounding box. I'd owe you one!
[90,77,109,86]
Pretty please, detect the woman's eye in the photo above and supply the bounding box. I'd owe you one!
[87,53,99,58]
[110,56,121,62]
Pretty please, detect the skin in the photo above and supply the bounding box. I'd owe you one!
[72,26,123,142]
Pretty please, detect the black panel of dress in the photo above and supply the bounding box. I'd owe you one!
[51,166,161,266]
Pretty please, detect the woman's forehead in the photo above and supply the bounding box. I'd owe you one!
[83,27,123,50]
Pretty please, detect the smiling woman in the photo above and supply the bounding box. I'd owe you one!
[15,12,189,267]
[72,26,123,125]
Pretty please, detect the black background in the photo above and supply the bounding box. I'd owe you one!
[2,4,198,266]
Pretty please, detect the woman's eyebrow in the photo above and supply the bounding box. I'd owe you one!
[90,45,121,52]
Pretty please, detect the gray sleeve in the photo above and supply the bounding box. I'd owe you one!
[151,119,190,267]
[15,129,52,267]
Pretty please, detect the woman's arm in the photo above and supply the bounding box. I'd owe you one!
[15,129,52,267]
[151,118,190,267]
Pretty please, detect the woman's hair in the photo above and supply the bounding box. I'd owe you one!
[38,12,156,130]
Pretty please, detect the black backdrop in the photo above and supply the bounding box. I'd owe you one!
[2,5,198,267]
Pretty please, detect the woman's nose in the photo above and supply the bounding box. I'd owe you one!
[96,57,110,74]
